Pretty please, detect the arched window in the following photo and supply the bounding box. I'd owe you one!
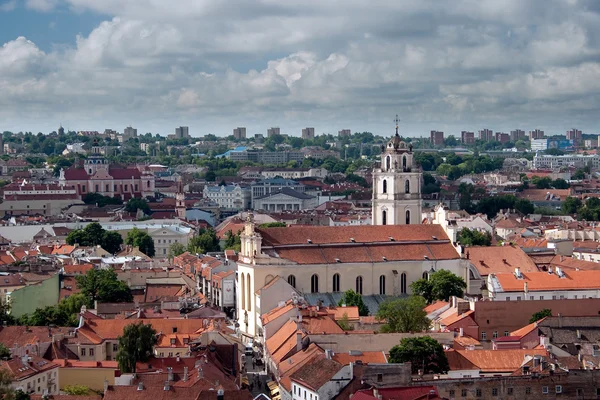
[382,210,387,226]
[333,273,340,292]
[385,156,391,171]
[246,274,251,311]
[402,156,407,169]
[379,275,386,295]
[288,275,296,288]
[401,273,407,294]
[406,210,411,224]
[382,180,387,194]
[265,275,274,286]
[311,274,319,293]
[356,276,363,295]
[405,179,410,194]
[423,271,428,279]
[240,273,246,310]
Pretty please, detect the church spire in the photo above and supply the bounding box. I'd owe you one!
[394,114,400,136]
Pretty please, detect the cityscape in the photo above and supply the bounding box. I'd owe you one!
[1,1,600,400]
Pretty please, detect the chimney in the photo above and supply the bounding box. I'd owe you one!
[459,327,464,337]
[514,267,521,278]
[524,282,528,293]
[296,332,303,352]
[163,381,170,391]
[325,349,333,360]
[104,379,108,393]
[197,366,203,379]
[183,366,188,382]
[137,382,144,391]
[558,313,562,328]
[167,367,173,382]
[577,329,581,339]
[217,389,225,400]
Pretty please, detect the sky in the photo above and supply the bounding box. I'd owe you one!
[1,0,600,138]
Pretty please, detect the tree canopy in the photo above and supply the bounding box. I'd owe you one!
[338,289,369,316]
[187,228,220,254]
[65,222,123,254]
[125,228,155,257]
[116,322,158,373]
[376,296,430,333]
[75,269,132,307]
[389,336,449,374]
[125,198,151,214]
[83,192,123,207]
[530,308,552,323]
[410,270,467,303]
[458,228,492,246]
[168,243,186,259]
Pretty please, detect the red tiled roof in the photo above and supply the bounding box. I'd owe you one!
[290,357,343,391]
[494,270,600,292]
[466,245,538,276]
[332,351,386,365]
[446,349,548,372]
[108,168,142,179]
[277,343,325,391]
[64,264,94,275]
[0,355,59,380]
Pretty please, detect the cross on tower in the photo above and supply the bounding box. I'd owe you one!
[394,114,400,135]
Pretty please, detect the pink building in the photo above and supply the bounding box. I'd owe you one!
[59,155,155,200]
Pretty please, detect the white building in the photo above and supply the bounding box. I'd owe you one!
[533,154,600,169]
[261,168,328,179]
[0,355,60,396]
[291,357,351,400]
[253,188,317,211]
[430,205,493,244]
[63,143,87,155]
[530,139,549,151]
[372,129,422,225]
[203,184,251,210]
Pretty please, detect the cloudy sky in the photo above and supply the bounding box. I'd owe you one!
[1,0,600,137]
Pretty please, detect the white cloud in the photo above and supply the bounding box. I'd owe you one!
[25,0,59,12]
[0,0,16,12]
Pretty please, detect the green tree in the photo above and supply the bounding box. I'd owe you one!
[187,229,220,253]
[224,230,241,252]
[63,385,90,395]
[376,296,430,333]
[338,289,369,316]
[116,322,158,373]
[535,176,552,189]
[83,193,122,207]
[102,231,125,254]
[125,198,151,214]
[530,309,552,323]
[410,270,466,303]
[258,222,287,228]
[337,313,354,331]
[514,198,535,215]
[65,223,123,254]
[458,228,492,246]
[0,343,10,359]
[125,228,155,257]
[562,196,582,214]
[168,243,186,258]
[551,178,570,189]
[572,169,585,180]
[0,369,18,400]
[389,336,449,374]
[76,269,132,306]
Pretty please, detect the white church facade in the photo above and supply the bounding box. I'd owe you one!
[234,128,470,339]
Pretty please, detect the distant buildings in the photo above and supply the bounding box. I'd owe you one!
[430,130,444,146]
[123,126,137,140]
[495,132,510,144]
[168,126,190,140]
[267,127,281,137]
[228,149,305,164]
[478,129,493,141]
[202,184,251,210]
[233,127,246,140]
[338,129,351,137]
[566,128,582,144]
[302,127,315,140]
[531,138,549,151]
[533,153,600,169]
[510,129,525,141]
[461,131,475,145]
[529,129,544,140]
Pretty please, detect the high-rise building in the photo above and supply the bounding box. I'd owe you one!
[529,129,544,140]
[566,128,582,144]
[430,131,444,146]
[510,129,525,141]
[338,129,351,137]
[478,129,493,141]
[302,127,315,140]
[233,127,247,140]
[461,131,475,145]
[267,127,280,137]
[495,132,510,144]
[175,126,190,138]
[372,128,421,225]
[123,126,137,140]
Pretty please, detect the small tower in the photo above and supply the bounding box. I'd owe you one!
[372,115,422,225]
[240,213,262,259]
[175,179,186,219]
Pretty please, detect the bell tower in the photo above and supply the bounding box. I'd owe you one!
[175,178,186,219]
[372,116,422,225]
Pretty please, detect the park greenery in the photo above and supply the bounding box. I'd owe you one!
[75,269,133,307]
[410,270,467,303]
[116,322,158,373]
[458,228,492,246]
[376,296,431,333]
[125,228,156,257]
[389,336,449,374]
[65,222,124,254]
[188,228,220,254]
[530,309,552,323]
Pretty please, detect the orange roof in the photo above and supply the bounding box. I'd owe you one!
[494,270,600,292]
[332,351,386,365]
[466,245,538,276]
[511,320,542,338]
[447,349,548,372]
[52,245,76,255]
[326,306,359,321]
[454,336,481,347]
[63,264,94,274]
[278,343,325,391]
[77,319,206,344]
[440,310,474,327]
[548,255,600,271]
[261,301,295,325]
[424,300,449,314]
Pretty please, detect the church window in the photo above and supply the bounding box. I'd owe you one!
[386,156,390,171]
[240,273,245,310]
[401,273,407,294]
[406,210,411,224]
[423,271,428,279]
[105,184,109,192]
[402,155,407,170]
[382,180,387,194]
[356,276,363,294]
[288,275,296,288]
[333,273,340,292]
[311,274,319,293]
[382,210,387,226]
[405,179,410,194]
[246,274,251,311]
[379,275,386,295]
[95,184,99,192]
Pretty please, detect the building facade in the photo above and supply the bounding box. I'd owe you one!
[302,128,315,140]
[430,130,444,146]
[203,184,251,210]
[461,131,475,145]
[372,130,422,226]
[533,154,600,169]
[233,127,247,140]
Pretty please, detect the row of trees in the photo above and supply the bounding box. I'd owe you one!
[66,223,157,257]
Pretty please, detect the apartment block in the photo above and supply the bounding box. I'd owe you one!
[478,129,493,141]
[461,131,475,145]
[267,127,281,137]
[529,129,544,140]
[338,129,351,137]
[233,127,247,140]
[302,127,315,140]
[430,130,444,146]
[495,132,510,144]
[510,129,525,141]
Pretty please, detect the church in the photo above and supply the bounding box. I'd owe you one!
[236,128,470,338]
